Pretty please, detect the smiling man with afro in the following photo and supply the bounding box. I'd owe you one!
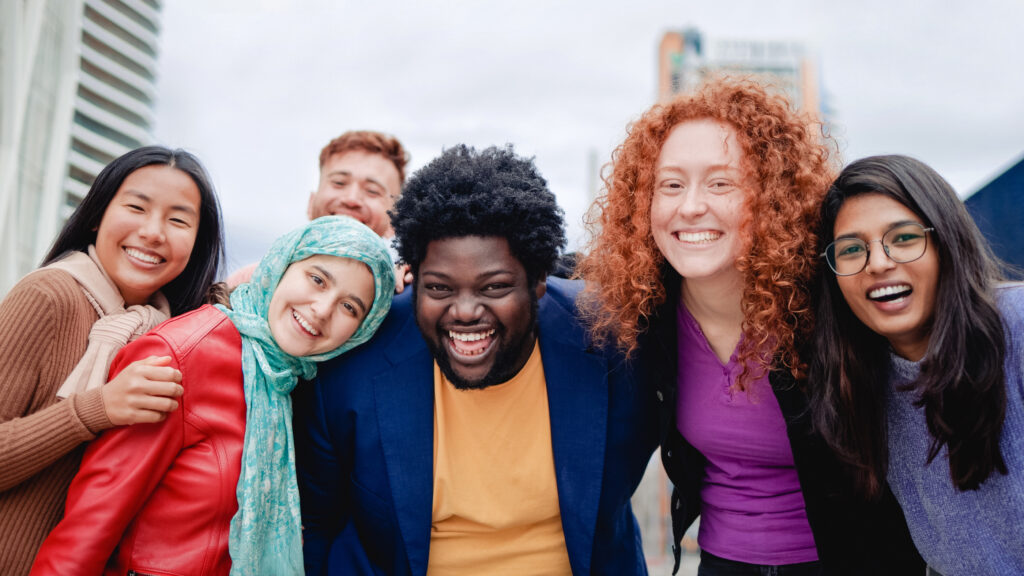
[296,143,658,575]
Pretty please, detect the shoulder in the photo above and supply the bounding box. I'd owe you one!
[7,268,88,306]
[138,305,238,358]
[996,282,1024,324]
[542,276,582,310]
[317,290,419,377]
[225,262,257,289]
[1,268,93,323]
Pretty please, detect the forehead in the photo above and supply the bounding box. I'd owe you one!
[419,236,525,277]
[834,193,923,235]
[657,118,744,169]
[115,165,201,208]
[291,253,370,276]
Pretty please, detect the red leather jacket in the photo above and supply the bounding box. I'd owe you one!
[32,305,245,576]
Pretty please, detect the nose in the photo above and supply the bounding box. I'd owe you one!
[677,188,708,218]
[310,294,332,320]
[137,215,165,244]
[334,184,362,208]
[450,293,482,323]
[863,240,895,275]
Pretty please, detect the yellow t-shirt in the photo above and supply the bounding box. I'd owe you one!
[427,343,572,576]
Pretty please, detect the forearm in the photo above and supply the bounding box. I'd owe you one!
[0,388,111,492]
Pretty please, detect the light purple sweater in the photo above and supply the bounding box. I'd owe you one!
[886,283,1024,575]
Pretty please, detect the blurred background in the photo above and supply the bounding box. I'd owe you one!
[2,0,1022,571]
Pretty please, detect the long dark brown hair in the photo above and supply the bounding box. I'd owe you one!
[808,154,1008,498]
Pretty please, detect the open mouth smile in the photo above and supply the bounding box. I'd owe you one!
[292,309,320,337]
[673,231,722,244]
[867,283,912,303]
[123,246,164,265]
[447,329,496,358]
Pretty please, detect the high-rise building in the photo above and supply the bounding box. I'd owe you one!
[0,0,162,294]
[658,27,823,117]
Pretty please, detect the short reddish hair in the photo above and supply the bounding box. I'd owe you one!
[319,130,410,185]
[578,76,838,386]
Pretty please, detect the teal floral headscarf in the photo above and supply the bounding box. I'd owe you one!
[217,216,394,576]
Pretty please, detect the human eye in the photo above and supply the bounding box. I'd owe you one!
[365,185,384,197]
[708,180,735,194]
[125,203,145,212]
[835,240,866,259]
[169,216,193,228]
[308,273,325,287]
[341,301,360,317]
[888,226,925,245]
[423,283,451,296]
[482,282,513,296]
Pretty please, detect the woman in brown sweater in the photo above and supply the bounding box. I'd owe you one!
[0,146,224,574]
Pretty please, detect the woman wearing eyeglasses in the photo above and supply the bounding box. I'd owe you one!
[808,155,1024,576]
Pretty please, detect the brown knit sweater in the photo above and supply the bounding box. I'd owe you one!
[0,269,114,575]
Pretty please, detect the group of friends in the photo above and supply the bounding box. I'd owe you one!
[0,77,1020,576]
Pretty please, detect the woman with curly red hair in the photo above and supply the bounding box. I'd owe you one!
[578,78,922,575]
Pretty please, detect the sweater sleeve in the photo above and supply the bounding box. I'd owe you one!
[0,271,112,492]
[31,333,186,575]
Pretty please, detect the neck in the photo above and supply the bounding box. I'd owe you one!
[680,272,745,364]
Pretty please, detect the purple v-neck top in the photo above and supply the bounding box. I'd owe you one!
[675,304,817,565]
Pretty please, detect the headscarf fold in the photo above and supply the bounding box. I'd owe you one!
[44,246,171,398]
[218,216,394,575]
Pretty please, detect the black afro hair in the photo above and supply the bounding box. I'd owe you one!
[391,144,566,285]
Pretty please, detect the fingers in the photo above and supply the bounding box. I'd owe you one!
[103,356,186,426]
[394,264,414,294]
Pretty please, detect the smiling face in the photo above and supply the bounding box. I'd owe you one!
[94,165,202,306]
[267,254,376,357]
[307,150,402,237]
[833,193,940,361]
[650,119,748,288]
[414,236,546,390]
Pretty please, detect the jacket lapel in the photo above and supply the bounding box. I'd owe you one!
[538,295,608,575]
[374,313,434,576]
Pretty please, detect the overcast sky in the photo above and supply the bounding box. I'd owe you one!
[152,0,1024,270]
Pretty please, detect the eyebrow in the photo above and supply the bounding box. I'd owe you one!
[123,190,198,216]
[313,264,368,314]
[834,219,923,240]
[420,269,515,282]
[656,164,739,175]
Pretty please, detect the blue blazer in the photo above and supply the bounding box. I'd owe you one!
[296,277,659,575]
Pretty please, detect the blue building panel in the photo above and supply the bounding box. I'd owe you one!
[965,155,1024,272]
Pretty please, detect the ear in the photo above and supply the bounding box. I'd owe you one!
[534,275,547,300]
[306,191,316,220]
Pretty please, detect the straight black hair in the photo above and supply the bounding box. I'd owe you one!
[808,154,1008,497]
[44,146,225,315]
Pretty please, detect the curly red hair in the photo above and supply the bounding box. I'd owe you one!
[578,76,837,387]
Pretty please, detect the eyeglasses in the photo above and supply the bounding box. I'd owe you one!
[821,222,935,276]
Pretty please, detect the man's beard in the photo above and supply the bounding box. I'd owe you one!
[418,294,539,391]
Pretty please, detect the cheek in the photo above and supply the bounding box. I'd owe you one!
[835,278,867,317]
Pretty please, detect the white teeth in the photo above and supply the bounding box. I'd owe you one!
[124,247,161,264]
[676,231,721,243]
[448,329,495,342]
[293,310,319,336]
[869,284,911,299]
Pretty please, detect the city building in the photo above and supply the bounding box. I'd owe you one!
[965,153,1024,272]
[0,0,162,295]
[658,27,823,117]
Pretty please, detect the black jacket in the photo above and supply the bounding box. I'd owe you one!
[641,272,923,575]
